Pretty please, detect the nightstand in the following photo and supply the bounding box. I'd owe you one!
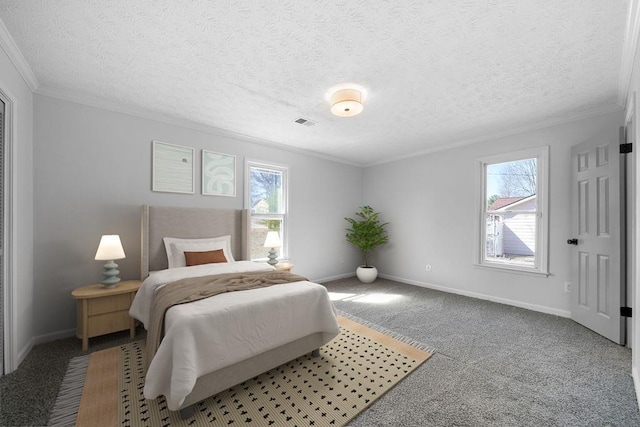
[275,262,294,273]
[71,280,141,351]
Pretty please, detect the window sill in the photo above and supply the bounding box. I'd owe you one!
[474,262,550,277]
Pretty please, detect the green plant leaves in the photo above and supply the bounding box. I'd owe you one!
[345,205,389,267]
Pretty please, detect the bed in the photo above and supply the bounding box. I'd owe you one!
[129,205,340,417]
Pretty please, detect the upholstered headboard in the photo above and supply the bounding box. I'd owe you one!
[141,205,250,279]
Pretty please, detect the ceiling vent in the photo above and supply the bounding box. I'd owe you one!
[294,117,315,127]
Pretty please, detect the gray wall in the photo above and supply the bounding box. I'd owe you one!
[0,46,34,366]
[363,111,623,316]
[33,95,362,341]
[26,84,626,347]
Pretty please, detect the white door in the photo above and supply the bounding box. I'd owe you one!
[569,137,624,344]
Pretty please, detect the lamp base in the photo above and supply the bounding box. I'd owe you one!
[267,248,278,266]
[101,260,121,288]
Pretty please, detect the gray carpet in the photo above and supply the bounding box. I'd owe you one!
[0,328,146,426]
[1,276,638,426]
[324,278,640,426]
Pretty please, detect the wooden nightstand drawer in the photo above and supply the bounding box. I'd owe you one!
[87,311,131,338]
[86,293,131,316]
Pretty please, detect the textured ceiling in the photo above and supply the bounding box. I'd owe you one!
[0,0,631,165]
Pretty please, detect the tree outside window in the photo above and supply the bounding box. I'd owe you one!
[246,161,288,261]
[478,147,549,275]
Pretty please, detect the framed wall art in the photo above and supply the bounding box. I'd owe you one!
[202,150,236,196]
[152,140,195,194]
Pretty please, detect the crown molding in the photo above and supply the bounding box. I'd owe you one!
[365,104,624,167]
[0,18,38,91]
[37,83,623,170]
[618,0,640,108]
[35,85,363,168]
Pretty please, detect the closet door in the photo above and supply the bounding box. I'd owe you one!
[0,100,4,374]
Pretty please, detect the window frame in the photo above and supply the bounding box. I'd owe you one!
[244,159,289,261]
[475,146,549,276]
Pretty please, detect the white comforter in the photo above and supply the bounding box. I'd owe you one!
[129,261,340,410]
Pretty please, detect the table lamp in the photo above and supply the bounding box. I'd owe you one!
[94,234,126,288]
[263,231,282,266]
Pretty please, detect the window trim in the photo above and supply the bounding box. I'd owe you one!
[244,159,289,261]
[475,146,549,276]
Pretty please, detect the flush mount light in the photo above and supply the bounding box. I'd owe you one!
[327,84,366,117]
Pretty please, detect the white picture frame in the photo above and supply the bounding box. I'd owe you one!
[152,141,195,194]
[202,150,236,197]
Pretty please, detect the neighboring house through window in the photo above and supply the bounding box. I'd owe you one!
[477,146,549,275]
[245,160,288,261]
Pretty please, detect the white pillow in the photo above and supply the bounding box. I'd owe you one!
[163,236,235,269]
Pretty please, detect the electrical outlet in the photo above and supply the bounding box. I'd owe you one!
[564,282,572,293]
[425,264,432,272]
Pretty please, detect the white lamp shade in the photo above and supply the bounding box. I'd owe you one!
[263,231,282,248]
[94,235,126,260]
[330,88,364,117]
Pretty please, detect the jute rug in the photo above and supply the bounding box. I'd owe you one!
[49,314,433,427]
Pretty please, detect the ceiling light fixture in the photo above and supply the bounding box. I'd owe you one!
[328,85,366,117]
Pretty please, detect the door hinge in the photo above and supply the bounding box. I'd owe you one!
[620,143,633,154]
[621,307,633,317]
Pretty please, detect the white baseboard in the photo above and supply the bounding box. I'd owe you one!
[379,273,572,318]
[21,272,569,366]
[634,366,640,410]
[16,337,33,369]
[33,328,76,345]
[314,272,356,283]
[8,329,75,372]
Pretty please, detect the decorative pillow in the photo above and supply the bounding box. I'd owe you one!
[184,249,227,266]
[163,235,235,268]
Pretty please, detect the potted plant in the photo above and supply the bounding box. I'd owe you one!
[344,205,389,283]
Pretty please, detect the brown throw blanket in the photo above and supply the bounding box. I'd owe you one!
[146,270,308,368]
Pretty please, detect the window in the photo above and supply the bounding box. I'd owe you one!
[477,146,549,275]
[245,160,288,261]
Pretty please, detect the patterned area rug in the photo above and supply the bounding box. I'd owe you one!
[49,314,433,427]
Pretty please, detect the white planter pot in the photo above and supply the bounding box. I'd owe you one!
[356,266,378,283]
